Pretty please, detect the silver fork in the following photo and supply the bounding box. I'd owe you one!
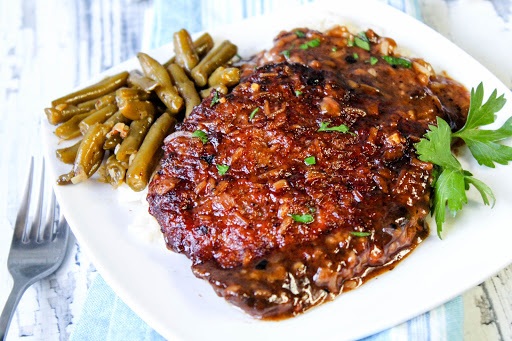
[0,158,70,341]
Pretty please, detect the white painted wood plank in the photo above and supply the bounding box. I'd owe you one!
[0,1,511,340]
[0,0,152,340]
[484,265,512,340]
[463,285,502,341]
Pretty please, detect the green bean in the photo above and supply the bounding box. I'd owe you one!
[104,110,130,130]
[76,98,97,110]
[191,40,237,87]
[72,123,110,183]
[167,63,201,118]
[61,104,92,114]
[173,29,199,72]
[116,114,154,162]
[115,88,150,104]
[119,100,155,121]
[44,92,115,125]
[137,52,183,113]
[96,161,109,184]
[51,72,129,107]
[102,111,130,151]
[200,84,228,99]
[155,85,183,114]
[104,134,123,150]
[115,88,154,120]
[208,67,240,87]
[105,155,128,188]
[55,111,93,140]
[79,104,117,134]
[95,93,117,109]
[77,97,98,110]
[45,105,90,125]
[127,70,159,91]
[126,113,176,191]
[56,170,74,185]
[56,140,81,164]
[72,92,115,112]
[164,33,214,68]
[194,33,214,59]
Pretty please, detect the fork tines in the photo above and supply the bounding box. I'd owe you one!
[14,157,61,244]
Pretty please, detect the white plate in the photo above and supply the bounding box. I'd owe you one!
[43,1,512,340]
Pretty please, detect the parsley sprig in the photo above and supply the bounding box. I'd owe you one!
[351,231,372,237]
[452,85,509,167]
[289,213,314,224]
[354,32,370,51]
[192,130,208,144]
[415,83,511,237]
[216,164,229,175]
[318,122,356,135]
[304,156,316,165]
[381,55,412,68]
[295,30,305,38]
[210,91,220,107]
[281,47,292,59]
[300,38,320,50]
[249,107,259,120]
[365,56,378,65]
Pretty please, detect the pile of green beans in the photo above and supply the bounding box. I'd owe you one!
[46,28,241,192]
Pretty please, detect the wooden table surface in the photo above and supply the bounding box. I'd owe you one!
[1,0,511,340]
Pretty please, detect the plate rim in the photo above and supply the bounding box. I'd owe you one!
[42,1,512,340]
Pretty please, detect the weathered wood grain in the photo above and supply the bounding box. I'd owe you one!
[0,0,511,340]
[463,285,502,341]
[0,0,151,339]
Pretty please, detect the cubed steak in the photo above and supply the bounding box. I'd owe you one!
[147,27,469,319]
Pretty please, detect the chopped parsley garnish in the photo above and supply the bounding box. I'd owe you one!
[354,32,370,51]
[415,83,511,237]
[249,108,259,120]
[351,231,372,237]
[353,53,359,59]
[295,30,305,38]
[192,130,208,144]
[304,156,316,165]
[210,91,220,107]
[318,122,354,135]
[369,56,378,65]
[289,213,314,224]
[280,44,294,59]
[381,56,412,68]
[300,38,321,50]
[295,90,303,96]
[216,164,229,175]
[332,46,338,52]
[309,38,321,47]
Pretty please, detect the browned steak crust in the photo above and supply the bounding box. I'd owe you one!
[147,28,469,319]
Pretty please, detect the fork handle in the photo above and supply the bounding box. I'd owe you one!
[0,279,32,341]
